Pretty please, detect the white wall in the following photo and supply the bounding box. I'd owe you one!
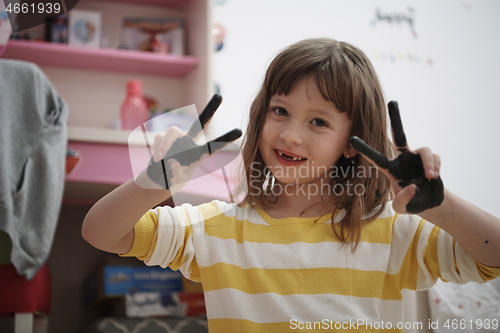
[211,0,500,218]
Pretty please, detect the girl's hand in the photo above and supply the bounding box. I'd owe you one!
[349,101,444,214]
[140,94,242,191]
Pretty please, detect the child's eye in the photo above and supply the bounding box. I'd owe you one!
[311,118,328,127]
[273,107,288,117]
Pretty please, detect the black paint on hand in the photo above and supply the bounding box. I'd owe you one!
[146,94,242,190]
[388,101,408,151]
[388,151,444,214]
[349,101,445,214]
[348,137,390,169]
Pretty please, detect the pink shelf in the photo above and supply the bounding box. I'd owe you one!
[2,40,199,78]
[65,141,239,205]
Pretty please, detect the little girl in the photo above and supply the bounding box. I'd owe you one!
[82,38,500,332]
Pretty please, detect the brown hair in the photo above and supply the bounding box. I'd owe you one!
[237,38,394,250]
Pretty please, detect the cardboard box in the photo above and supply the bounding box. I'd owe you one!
[82,266,183,306]
[125,292,205,317]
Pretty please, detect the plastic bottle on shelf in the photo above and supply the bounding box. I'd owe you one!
[120,79,149,130]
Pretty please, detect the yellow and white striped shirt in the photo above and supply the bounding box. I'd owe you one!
[122,200,500,332]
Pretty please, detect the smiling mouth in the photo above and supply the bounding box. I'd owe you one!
[275,149,307,161]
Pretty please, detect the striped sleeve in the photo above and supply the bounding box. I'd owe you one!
[397,214,500,291]
[119,209,158,259]
[119,202,216,282]
[476,261,500,281]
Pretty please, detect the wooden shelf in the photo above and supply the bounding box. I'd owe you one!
[2,40,199,77]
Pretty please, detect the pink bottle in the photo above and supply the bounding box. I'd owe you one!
[120,79,149,130]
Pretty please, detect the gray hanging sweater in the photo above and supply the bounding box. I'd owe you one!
[0,59,67,280]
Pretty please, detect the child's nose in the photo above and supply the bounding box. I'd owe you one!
[279,122,303,145]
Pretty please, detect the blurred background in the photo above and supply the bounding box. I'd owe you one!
[0,1,499,332]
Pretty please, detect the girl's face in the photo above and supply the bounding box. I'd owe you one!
[259,76,353,187]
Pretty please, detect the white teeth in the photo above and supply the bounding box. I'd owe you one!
[277,150,305,161]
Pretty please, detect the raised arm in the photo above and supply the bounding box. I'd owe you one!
[350,101,500,267]
[81,178,171,255]
[81,94,242,255]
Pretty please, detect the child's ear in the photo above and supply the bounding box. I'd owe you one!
[345,146,358,159]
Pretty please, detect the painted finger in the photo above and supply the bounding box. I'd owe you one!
[388,101,409,152]
[349,136,390,169]
[206,129,243,154]
[187,94,223,138]
[165,128,242,176]
[190,129,242,179]
[168,128,242,166]
[159,127,240,168]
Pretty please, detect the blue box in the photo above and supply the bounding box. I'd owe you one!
[103,266,183,296]
[82,265,183,306]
